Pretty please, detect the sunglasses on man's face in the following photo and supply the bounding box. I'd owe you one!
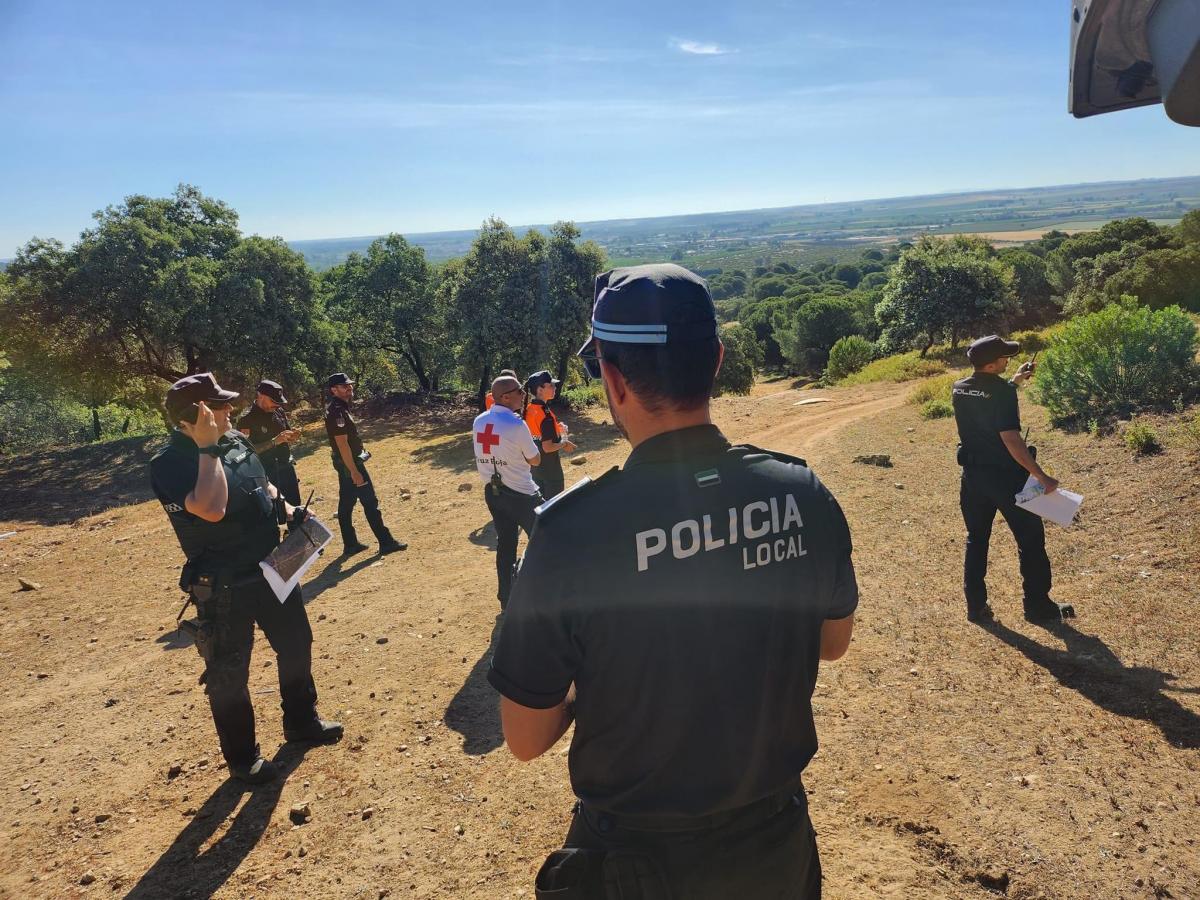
[580,352,602,380]
[500,387,526,398]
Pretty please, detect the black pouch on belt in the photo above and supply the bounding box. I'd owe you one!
[535,847,673,900]
[535,848,607,899]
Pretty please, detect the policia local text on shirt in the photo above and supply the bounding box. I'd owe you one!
[952,335,1077,625]
[488,265,857,899]
[149,373,342,785]
[473,375,543,609]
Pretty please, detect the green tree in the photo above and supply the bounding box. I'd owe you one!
[775,295,860,372]
[1103,245,1200,311]
[713,322,763,395]
[998,248,1057,326]
[825,334,875,382]
[875,235,1015,356]
[1044,217,1164,297]
[539,222,607,386]
[324,234,447,392]
[2,185,335,399]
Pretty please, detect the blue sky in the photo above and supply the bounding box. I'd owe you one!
[1,0,1196,254]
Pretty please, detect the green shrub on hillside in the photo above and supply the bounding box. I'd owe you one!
[714,322,764,396]
[1034,299,1199,424]
[560,383,607,410]
[840,351,947,386]
[907,373,958,407]
[1123,421,1162,456]
[920,398,954,419]
[825,335,875,382]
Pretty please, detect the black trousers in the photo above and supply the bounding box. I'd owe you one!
[266,460,302,507]
[960,465,1052,611]
[335,458,394,547]
[534,455,565,501]
[199,580,318,767]
[552,793,821,899]
[484,483,541,607]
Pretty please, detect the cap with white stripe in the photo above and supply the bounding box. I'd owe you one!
[577,264,718,359]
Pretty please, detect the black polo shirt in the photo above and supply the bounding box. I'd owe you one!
[237,404,292,470]
[488,424,858,819]
[324,397,364,460]
[952,372,1021,467]
[149,429,280,574]
[527,398,564,484]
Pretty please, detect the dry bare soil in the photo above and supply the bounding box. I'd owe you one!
[1,379,1197,900]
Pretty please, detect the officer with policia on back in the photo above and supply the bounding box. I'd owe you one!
[488,264,857,898]
[149,373,342,785]
[237,379,302,506]
[324,372,406,556]
[952,335,1077,624]
[473,374,543,610]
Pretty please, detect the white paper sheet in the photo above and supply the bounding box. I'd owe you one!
[1015,476,1083,527]
[259,513,333,603]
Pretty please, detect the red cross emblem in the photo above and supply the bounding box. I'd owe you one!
[476,423,500,453]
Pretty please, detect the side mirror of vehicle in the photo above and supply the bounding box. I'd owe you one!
[1069,0,1200,126]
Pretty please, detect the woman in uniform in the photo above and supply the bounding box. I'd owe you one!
[522,370,576,499]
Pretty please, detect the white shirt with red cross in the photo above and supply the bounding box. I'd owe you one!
[472,406,540,495]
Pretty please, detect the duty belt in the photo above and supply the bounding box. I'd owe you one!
[578,785,805,835]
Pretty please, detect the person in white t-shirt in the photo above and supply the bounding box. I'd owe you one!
[473,375,543,609]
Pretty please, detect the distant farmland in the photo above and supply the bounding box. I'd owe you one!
[288,174,1198,271]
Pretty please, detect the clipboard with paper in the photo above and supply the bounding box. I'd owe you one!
[259,513,333,602]
[1015,476,1083,527]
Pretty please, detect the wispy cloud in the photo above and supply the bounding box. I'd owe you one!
[670,37,735,56]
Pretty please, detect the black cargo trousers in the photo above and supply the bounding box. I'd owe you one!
[483,482,542,608]
[960,463,1052,613]
[536,789,821,899]
[197,577,319,768]
[334,456,395,548]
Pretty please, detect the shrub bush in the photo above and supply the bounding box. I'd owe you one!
[840,351,947,386]
[907,373,958,407]
[1176,411,1200,454]
[825,335,875,382]
[560,383,607,410]
[713,323,764,396]
[1034,300,1199,425]
[920,398,954,419]
[1123,421,1161,455]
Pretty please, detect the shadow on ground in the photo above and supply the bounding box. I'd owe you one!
[468,521,497,549]
[123,743,311,900]
[0,434,163,526]
[986,620,1200,750]
[444,617,504,756]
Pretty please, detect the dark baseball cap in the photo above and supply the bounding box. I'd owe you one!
[256,379,287,405]
[525,370,560,391]
[165,373,239,419]
[325,372,355,389]
[966,335,1021,366]
[577,264,718,377]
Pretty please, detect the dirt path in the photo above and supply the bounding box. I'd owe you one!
[1,380,1197,899]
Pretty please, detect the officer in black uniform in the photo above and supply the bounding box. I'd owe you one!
[952,335,1077,624]
[324,372,405,556]
[488,264,857,899]
[149,373,342,785]
[237,379,302,506]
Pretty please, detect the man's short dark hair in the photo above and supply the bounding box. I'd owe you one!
[599,337,720,413]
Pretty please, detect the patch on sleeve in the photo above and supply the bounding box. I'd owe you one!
[694,467,721,488]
